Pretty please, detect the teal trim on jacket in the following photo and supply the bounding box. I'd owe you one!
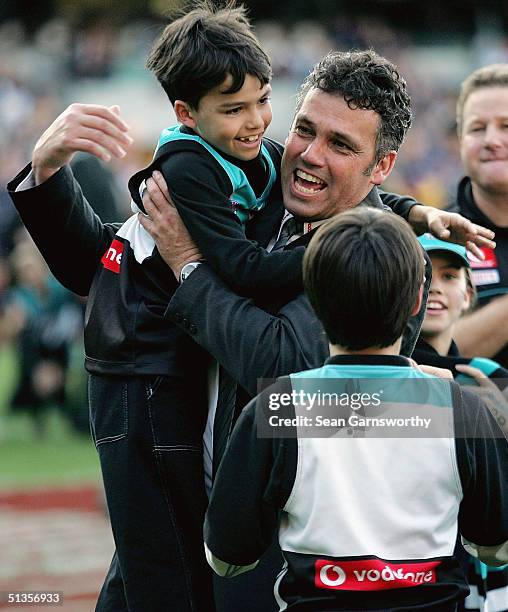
[157,125,276,225]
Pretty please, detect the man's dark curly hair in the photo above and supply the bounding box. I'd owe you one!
[295,50,412,162]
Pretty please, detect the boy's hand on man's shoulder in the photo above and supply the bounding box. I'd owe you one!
[408,204,496,260]
[32,103,133,185]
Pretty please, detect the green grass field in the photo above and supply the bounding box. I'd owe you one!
[0,344,101,490]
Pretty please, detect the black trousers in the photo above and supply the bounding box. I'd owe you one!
[89,373,214,612]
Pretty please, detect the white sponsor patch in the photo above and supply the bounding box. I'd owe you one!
[471,269,500,286]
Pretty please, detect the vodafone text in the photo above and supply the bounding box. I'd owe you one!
[315,559,440,591]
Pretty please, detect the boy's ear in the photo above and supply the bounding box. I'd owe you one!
[410,284,424,317]
[174,100,197,129]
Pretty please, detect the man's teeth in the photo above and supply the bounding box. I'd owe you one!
[238,135,259,142]
[295,183,320,194]
[296,169,324,184]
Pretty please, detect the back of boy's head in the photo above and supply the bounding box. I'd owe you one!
[147,1,272,109]
[303,208,424,350]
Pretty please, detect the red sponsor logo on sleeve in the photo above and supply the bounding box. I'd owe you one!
[467,247,498,270]
[315,558,440,591]
[101,239,124,274]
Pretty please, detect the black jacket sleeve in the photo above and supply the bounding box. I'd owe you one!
[157,150,304,297]
[166,264,328,396]
[7,164,119,296]
[379,190,419,221]
[167,254,426,395]
[455,386,508,563]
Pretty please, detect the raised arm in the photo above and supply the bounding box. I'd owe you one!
[380,191,496,258]
[7,103,134,296]
[8,165,118,296]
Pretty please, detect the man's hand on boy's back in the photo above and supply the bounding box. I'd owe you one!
[32,103,133,185]
[139,171,203,279]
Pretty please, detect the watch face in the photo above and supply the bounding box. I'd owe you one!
[180,262,201,282]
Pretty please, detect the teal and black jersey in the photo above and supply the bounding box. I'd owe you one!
[132,124,277,225]
[80,125,308,375]
[205,354,508,611]
[447,176,508,369]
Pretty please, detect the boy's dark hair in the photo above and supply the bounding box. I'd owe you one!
[456,64,508,136]
[295,50,412,163]
[303,208,424,350]
[147,1,272,109]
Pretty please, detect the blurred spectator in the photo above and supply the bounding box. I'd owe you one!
[448,64,508,371]
[69,14,118,79]
[7,238,83,436]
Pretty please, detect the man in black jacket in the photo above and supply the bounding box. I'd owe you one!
[141,52,494,398]
[448,64,508,369]
[137,53,495,611]
[9,51,494,612]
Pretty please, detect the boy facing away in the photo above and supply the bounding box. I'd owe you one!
[204,208,508,611]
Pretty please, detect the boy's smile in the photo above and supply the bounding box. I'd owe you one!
[177,74,272,161]
[422,254,471,340]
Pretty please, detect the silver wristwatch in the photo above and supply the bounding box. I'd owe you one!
[179,261,202,283]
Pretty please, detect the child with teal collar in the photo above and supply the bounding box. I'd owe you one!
[67,4,301,609]
[413,234,508,390]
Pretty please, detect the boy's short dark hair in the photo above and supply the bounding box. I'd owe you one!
[303,208,424,350]
[295,50,412,163]
[456,64,508,136]
[147,1,272,109]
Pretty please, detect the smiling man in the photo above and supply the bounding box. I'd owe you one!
[7,49,496,612]
[145,51,492,399]
[449,65,508,369]
[279,71,399,221]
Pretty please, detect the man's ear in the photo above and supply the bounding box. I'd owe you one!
[410,284,424,317]
[371,150,397,185]
[174,100,197,129]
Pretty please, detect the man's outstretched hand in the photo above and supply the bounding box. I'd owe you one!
[408,204,496,260]
[138,171,203,280]
[32,103,133,185]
